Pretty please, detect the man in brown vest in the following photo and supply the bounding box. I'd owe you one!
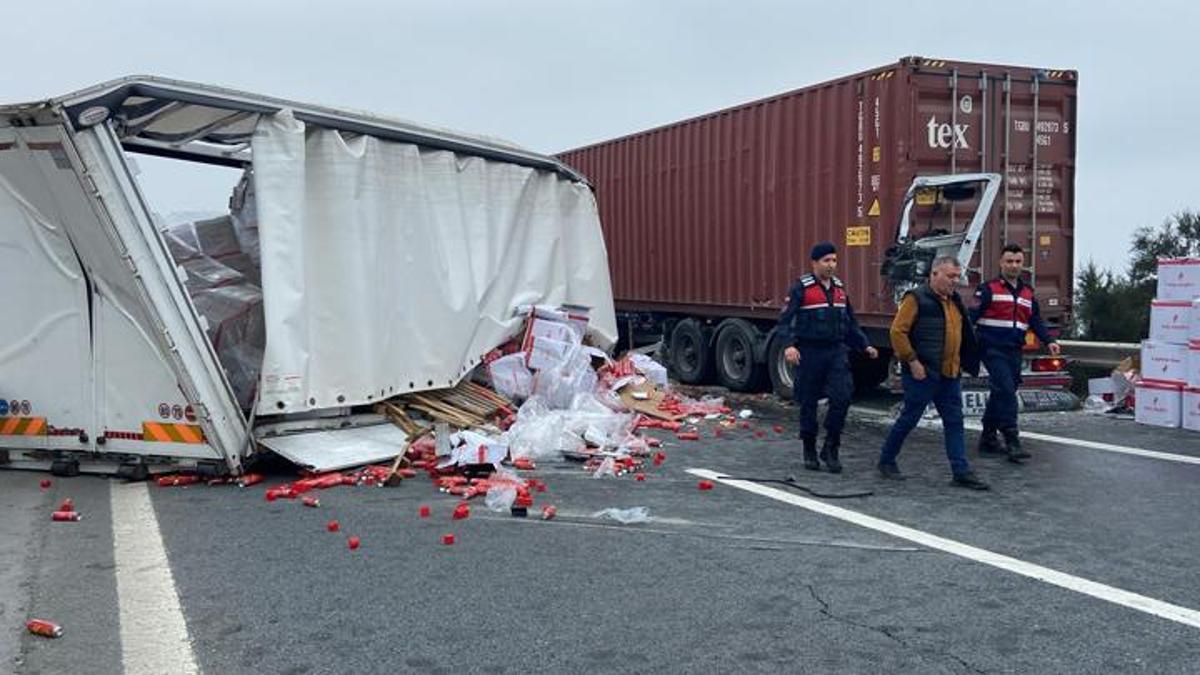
[876,256,988,490]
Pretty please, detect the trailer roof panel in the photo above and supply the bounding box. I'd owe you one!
[20,75,583,180]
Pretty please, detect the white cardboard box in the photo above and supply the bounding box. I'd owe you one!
[1188,342,1200,388]
[1184,387,1200,432]
[1141,340,1188,383]
[526,336,574,370]
[1149,299,1193,344]
[1156,258,1200,301]
[521,317,579,368]
[560,303,591,340]
[1087,377,1116,401]
[1135,380,1182,428]
[1191,299,1200,343]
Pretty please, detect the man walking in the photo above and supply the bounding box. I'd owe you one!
[877,256,988,490]
[970,243,1060,462]
[778,241,878,474]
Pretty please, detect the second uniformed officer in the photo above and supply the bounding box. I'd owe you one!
[778,241,878,474]
[969,243,1060,462]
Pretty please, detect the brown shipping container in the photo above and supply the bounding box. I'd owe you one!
[558,56,1077,337]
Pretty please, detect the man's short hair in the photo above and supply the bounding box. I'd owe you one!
[1001,243,1024,256]
[931,255,961,270]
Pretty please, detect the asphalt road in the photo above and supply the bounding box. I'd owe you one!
[4,395,1200,674]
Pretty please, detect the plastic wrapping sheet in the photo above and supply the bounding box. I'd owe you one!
[252,110,616,415]
[163,185,264,409]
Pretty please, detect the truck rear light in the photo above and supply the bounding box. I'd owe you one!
[1030,357,1067,372]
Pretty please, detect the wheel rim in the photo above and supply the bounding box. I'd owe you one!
[721,335,751,380]
[775,347,794,389]
[679,334,700,374]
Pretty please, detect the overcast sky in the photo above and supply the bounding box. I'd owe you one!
[4,0,1195,274]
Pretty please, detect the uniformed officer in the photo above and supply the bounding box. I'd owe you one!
[969,243,1060,462]
[778,242,878,474]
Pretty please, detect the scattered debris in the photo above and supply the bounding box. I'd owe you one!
[593,507,650,524]
[136,303,773,552]
[26,619,63,639]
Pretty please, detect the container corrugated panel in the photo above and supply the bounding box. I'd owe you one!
[558,56,1077,330]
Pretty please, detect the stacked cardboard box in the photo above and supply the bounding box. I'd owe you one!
[1139,259,1200,429]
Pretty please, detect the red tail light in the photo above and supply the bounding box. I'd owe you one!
[1031,357,1067,372]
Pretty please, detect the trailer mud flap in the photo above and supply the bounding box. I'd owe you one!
[255,423,409,472]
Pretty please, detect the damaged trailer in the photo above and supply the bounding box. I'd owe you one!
[0,76,616,477]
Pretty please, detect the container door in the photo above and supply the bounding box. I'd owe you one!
[906,64,1076,330]
[992,71,1077,329]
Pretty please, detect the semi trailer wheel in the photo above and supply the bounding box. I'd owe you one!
[668,318,713,384]
[714,319,766,391]
[767,333,795,400]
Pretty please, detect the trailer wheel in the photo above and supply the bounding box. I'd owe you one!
[851,349,892,394]
[714,319,766,391]
[767,333,795,400]
[668,318,713,384]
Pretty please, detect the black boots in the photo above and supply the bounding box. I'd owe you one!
[802,435,820,471]
[1002,428,1030,462]
[951,471,990,490]
[978,425,1006,456]
[819,437,842,474]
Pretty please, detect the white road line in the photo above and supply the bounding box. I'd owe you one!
[687,468,1200,630]
[111,482,199,674]
[854,407,1200,466]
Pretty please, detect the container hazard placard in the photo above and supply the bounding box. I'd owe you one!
[845,226,871,247]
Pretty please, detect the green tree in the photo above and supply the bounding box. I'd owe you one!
[1071,260,1147,342]
[1128,211,1200,286]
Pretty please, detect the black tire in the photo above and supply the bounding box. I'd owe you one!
[668,318,713,384]
[851,349,892,394]
[766,332,795,400]
[714,319,767,391]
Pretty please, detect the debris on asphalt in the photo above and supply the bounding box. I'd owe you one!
[26,619,63,639]
[50,511,81,522]
[236,473,264,488]
[593,507,650,524]
[137,303,778,549]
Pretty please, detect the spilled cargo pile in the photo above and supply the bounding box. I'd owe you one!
[150,304,777,548]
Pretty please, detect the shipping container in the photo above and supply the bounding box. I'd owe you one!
[558,56,1077,396]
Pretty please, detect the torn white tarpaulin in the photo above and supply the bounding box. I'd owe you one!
[252,110,616,415]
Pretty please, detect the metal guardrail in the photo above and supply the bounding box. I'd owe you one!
[1057,340,1139,369]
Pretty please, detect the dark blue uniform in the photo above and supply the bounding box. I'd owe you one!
[968,277,1054,433]
[776,274,870,443]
